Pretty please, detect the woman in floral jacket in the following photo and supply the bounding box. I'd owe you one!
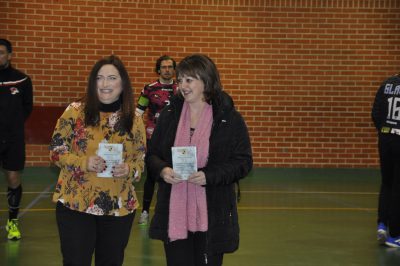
[49,55,145,266]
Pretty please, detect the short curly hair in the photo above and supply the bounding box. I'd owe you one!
[155,55,176,74]
[0,39,12,53]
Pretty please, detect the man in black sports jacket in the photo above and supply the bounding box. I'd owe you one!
[0,38,33,240]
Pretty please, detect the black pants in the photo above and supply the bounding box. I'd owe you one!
[378,133,400,237]
[141,170,156,212]
[164,232,224,266]
[56,202,135,266]
[142,140,156,213]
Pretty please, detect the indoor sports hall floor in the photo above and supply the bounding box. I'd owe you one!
[0,167,399,266]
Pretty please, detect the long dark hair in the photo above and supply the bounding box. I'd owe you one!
[84,55,134,132]
[175,54,222,104]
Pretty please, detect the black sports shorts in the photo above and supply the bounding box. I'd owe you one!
[0,140,25,171]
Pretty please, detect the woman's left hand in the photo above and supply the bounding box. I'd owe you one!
[188,171,206,186]
[112,163,130,178]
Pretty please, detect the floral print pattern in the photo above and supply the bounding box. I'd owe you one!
[49,102,146,216]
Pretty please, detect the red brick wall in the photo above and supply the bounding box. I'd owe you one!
[1,0,399,168]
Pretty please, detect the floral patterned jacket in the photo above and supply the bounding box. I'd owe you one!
[49,102,146,216]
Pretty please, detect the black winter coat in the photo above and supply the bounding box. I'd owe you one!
[146,91,253,255]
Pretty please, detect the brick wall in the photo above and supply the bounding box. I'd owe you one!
[1,0,399,168]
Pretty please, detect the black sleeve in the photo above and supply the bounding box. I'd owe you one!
[22,76,33,120]
[371,84,385,131]
[145,107,174,182]
[202,113,253,186]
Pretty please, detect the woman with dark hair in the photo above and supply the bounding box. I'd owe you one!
[50,55,146,266]
[147,54,253,266]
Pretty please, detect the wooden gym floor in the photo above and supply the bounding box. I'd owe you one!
[0,167,399,266]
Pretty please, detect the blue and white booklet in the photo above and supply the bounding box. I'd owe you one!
[171,146,197,180]
[97,143,123,178]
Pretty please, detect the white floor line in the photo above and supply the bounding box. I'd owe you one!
[0,183,55,229]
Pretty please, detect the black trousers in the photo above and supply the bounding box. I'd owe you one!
[164,232,224,266]
[141,169,156,212]
[142,140,156,212]
[378,133,400,237]
[56,202,135,266]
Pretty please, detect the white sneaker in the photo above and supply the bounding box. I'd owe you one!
[377,222,388,245]
[138,211,149,225]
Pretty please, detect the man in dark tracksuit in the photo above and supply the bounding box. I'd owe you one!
[372,73,400,247]
[0,39,33,240]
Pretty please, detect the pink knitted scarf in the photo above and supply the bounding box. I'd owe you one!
[168,101,213,241]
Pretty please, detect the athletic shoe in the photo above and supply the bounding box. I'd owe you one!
[6,219,21,241]
[138,210,149,225]
[377,222,388,244]
[385,236,400,248]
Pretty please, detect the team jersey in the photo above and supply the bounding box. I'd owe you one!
[136,79,177,139]
[0,65,33,141]
[372,74,400,132]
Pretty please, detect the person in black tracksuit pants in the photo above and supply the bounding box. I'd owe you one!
[146,54,253,265]
[0,38,33,240]
[372,73,400,247]
[136,55,177,225]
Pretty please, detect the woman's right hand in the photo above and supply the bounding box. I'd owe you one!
[160,167,183,184]
[87,155,106,173]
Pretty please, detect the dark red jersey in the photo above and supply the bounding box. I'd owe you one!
[136,79,177,139]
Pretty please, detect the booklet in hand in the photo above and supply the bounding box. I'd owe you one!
[171,146,197,180]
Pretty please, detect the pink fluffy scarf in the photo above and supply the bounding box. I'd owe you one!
[168,101,213,241]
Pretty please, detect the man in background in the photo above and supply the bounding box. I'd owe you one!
[0,38,33,240]
[136,55,177,225]
[372,73,400,248]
